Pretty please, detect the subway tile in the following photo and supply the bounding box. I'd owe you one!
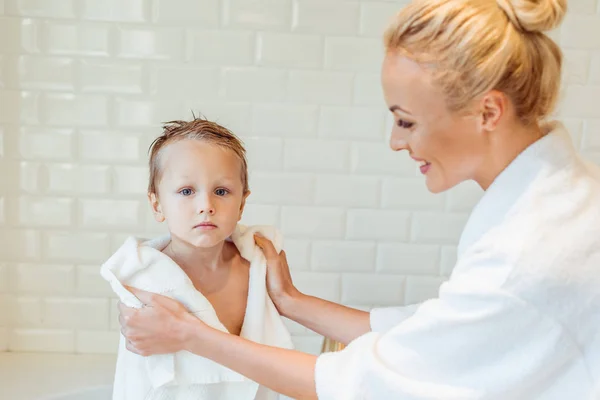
[7,0,76,18]
[153,66,220,100]
[224,0,292,30]
[292,0,359,35]
[76,330,119,354]
[281,206,345,239]
[113,166,148,195]
[0,328,6,351]
[16,264,74,294]
[292,271,340,302]
[312,241,375,273]
[324,37,383,72]
[188,30,255,65]
[561,15,600,50]
[9,329,75,352]
[353,73,386,106]
[0,264,8,293]
[80,0,149,22]
[582,119,600,151]
[440,246,457,277]
[19,127,74,160]
[18,196,74,227]
[117,27,184,60]
[19,161,44,194]
[240,203,281,227]
[12,296,42,326]
[558,85,600,118]
[315,175,380,207]
[359,2,404,37]
[281,239,311,271]
[0,295,11,325]
[184,103,252,135]
[154,0,219,25]
[17,56,75,90]
[257,32,323,68]
[114,97,184,128]
[562,50,590,85]
[41,21,110,57]
[319,106,386,140]
[44,231,110,262]
[47,164,111,195]
[80,61,144,94]
[79,131,140,162]
[0,126,5,157]
[284,139,349,172]
[0,17,38,54]
[341,274,404,306]
[288,71,354,105]
[590,52,600,84]
[0,90,39,124]
[411,212,469,245]
[224,68,287,102]
[445,180,483,212]
[381,178,446,209]
[346,209,410,241]
[249,172,315,205]
[291,335,323,356]
[41,93,108,126]
[0,229,41,261]
[43,297,109,329]
[567,0,597,14]
[244,137,284,171]
[376,243,440,275]
[0,197,4,225]
[75,265,114,297]
[79,199,141,229]
[251,104,318,137]
[404,276,445,305]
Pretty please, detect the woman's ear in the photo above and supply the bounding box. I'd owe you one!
[148,192,165,223]
[238,190,251,221]
[479,90,506,132]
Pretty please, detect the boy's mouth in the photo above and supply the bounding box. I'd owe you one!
[194,222,217,229]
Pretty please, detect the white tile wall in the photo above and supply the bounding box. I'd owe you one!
[0,0,599,357]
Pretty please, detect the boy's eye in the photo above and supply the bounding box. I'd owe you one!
[215,188,229,196]
[397,119,414,129]
[179,188,193,196]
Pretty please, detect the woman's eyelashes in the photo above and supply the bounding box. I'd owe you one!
[397,119,414,129]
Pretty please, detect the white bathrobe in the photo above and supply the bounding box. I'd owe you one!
[101,224,294,400]
[315,121,600,399]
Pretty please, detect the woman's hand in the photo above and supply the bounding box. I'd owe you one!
[254,234,301,314]
[118,287,200,356]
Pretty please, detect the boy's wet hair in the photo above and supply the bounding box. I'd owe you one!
[147,114,249,195]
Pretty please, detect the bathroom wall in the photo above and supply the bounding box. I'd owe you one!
[0,0,599,355]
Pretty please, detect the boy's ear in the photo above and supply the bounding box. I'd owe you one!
[148,192,165,223]
[238,190,251,221]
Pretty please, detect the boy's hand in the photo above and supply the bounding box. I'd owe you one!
[254,234,301,314]
[118,287,200,356]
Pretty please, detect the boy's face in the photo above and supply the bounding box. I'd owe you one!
[149,139,249,249]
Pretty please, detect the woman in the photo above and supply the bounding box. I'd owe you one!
[118,0,600,398]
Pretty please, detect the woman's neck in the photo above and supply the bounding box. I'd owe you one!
[475,122,546,190]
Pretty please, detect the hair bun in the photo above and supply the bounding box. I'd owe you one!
[496,0,567,32]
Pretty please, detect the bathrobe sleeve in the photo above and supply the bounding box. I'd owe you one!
[315,263,577,399]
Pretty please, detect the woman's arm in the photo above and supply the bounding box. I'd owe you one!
[254,235,371,344]
[120,288,319,400]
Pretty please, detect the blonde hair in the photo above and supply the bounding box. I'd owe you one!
[147,116,249,195]
[384,0,567,125]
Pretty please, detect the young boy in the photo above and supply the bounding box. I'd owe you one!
[101,117,292,400]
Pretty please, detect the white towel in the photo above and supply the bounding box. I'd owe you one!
[100,224,294,400]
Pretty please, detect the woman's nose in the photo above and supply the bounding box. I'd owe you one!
[389,135,409,152]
